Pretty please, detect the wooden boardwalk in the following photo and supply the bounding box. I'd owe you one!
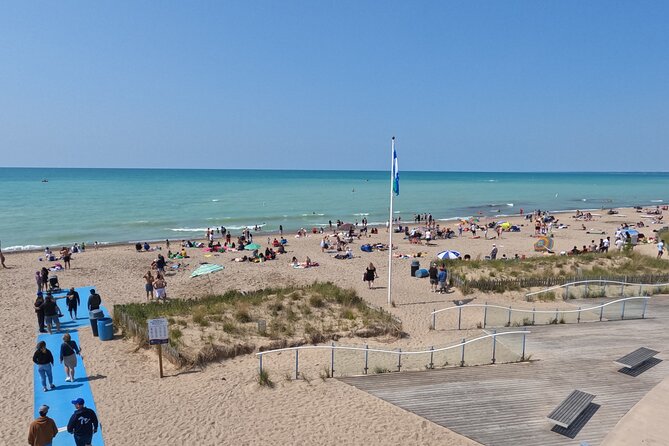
[340,298,669,446]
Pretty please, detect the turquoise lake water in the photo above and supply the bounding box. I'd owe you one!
[1,168,667,250]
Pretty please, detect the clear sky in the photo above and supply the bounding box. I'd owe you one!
[1,1,668,171]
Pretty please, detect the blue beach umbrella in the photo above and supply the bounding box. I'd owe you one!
[437,250,461,260]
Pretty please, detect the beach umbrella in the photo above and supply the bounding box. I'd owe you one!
[244,243,261,251]
[191,263,224,294]
[339,223,355,231]
[533,236,554,252]
[437,250,461,260]
[191,263,224,278]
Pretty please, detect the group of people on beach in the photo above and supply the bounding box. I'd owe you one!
[31,287,102,445]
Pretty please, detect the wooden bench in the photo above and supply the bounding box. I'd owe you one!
[614,347,659,369]
[547,390,596,429]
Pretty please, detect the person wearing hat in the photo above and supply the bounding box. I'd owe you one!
[28,404,58,446]
[67,398,98,446]
[34,292,46,333]
[87,289,101,311]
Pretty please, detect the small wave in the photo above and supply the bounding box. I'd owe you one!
[506,203,514,207]
[394,210,401,214]
[353,213,370,216]
[4,244,42,252]
[650,199,663,203]
[211,199,220,202]
[169,228,209,232]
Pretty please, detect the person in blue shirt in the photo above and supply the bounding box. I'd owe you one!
[67,398,98,446]
[437,267,448,294]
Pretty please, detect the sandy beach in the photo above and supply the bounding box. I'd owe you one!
[4,207,667,445]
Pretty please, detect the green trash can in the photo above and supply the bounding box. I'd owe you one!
[97,317,114,341]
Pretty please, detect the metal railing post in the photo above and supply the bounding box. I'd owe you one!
[621,283,625,297]
[259,354,263,374]
[331,342,335,376]
[483,303,488,328]
[639,284,643,296]
[603,283,607,296]
[432,309,436,330]
[295,349,299,380]
[642,298,648,319]
[577,307,581,323]
[585,282,589,297]
[555,308,559,322]
[429,346,434,369]
[521,329,527,361]
[599,305,604,322]
[458,306,462,330]
[460,338,466,367]
[621,300,626,320]
[532,307,536,325]
[364,344,369,374]
[491,330,497,364]
[508,306,512,326]
[397,349,402,372]
[565,285,569,299]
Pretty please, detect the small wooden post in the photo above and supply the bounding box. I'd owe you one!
[458,306,462,330]
[157,344,164,378]
[491,330,497,364]
[483,303,488,328]
[460,338,466,367]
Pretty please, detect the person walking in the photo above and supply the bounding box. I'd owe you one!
[33,341,56,392]
[27,404,58,446]
[143,271,154,300]
[43,293,61,334]
[364,263,378,289]
[34,292,46,333]
[87,289,101,311]
[60,333,81,382]
[658,239,665,259]
[66,287,80,319]
[67,398,99,446]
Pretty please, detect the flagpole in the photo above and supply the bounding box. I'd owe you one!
[387,137,395,306]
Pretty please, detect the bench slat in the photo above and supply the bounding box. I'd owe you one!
[614,347,659,369]
[547,390,595,428]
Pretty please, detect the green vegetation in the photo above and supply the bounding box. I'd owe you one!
[440,251,669,294]
[115,282,402,366]
[258,369,274,388]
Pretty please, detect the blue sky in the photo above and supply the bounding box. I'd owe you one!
[1,1,668,171]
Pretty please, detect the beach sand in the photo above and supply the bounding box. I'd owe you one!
[3,207,666,445]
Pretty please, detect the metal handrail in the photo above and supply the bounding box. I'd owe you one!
[257,330,531,376]
[525,280,669,298]
[430,296,651,330]
[431,297,649,316]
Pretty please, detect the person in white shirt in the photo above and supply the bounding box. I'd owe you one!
[658,240,665,259]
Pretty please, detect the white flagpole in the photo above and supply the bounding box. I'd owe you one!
[387,137,395,306]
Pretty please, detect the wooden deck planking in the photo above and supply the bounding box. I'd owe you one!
[340,298,669,446]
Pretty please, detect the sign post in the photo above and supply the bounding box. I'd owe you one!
[148,318,169,378]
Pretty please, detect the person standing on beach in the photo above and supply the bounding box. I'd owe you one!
[41,267,49,290]
[364,263,378,289]
[35,271,44,292]
[143,271,154,300]
[0,247,6,268]
[153,275,167,301]
[658,239,665,259]
[67,398,98,446]
[87,289,101,311]
[61,247,72,269]
[490,244,498,260]
[437,266,448,294]
[34,292,46,333]
[60,333,81,382]
[66,287,80,319]
[429,263,439,292]
[28,404,58,446]
[279,224,283,236]
[33,341,56,392]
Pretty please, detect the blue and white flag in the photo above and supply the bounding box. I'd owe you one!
[392,147,399,196]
